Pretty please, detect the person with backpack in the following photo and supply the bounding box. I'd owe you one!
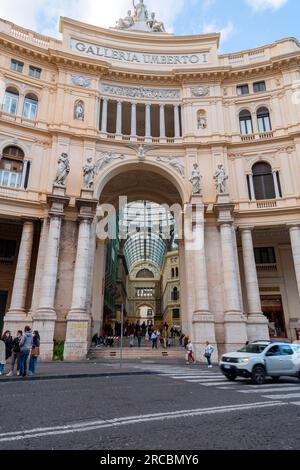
[6,330,23,377]
[29,331,40,375]
[204,341,214,368]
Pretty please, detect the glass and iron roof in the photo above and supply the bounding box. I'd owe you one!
[119,201,176,272]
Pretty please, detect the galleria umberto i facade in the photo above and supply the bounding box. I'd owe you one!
[0,2,300,361]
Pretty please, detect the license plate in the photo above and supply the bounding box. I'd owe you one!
[224,365,231,369]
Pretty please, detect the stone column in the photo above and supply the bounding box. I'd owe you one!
[174,105,180,139]
[240,226,269,341]
[116,100,122,136]
[101,98,108,134]
[214,195,247,350]
[248,174,256,200]
[273,171,280,198]
[145,103,151,140]
[131,102,137,138]
[160,104,166,141]
[29,218,49,316]
[288,223,300,299]
[64,188,98,360]
[33,185,70,360]
[3,220,35,332]
[185,197,218,361]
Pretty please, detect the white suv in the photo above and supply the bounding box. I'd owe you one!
[219,341,300,385]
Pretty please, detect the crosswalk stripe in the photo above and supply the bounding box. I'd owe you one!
[170,375,224,379]
[238,386,300,394]
[244,383,299,389]
[202,382,237,387]
[290,402,300,406]
[185,378,228,383]
[262,393,300,399]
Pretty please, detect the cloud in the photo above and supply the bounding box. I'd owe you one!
[245,0,288,12]
[0,0,187,37]
[203,20,235,43]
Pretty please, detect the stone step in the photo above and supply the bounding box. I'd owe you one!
[88,347,184,360]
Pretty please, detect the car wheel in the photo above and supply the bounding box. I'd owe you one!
[271,376,280,382]
[225,373,237,381]
[251,365,266,385]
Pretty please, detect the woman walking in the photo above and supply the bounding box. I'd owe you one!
[0,337,5,375]
[2,331,13,362]
[6,330,23,377]
[204,341,214,368]
[29,331,40,375]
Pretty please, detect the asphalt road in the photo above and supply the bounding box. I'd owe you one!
[0,362,299,450]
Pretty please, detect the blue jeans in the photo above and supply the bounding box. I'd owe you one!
[206,355,212,366]
[0,363,5,373]
[19,350,30,376]
[29,356,38,374]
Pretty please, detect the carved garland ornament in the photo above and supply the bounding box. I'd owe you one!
[190,86,210,97]
[71,75,92,88]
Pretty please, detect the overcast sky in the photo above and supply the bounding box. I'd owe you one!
[0,0,297,53]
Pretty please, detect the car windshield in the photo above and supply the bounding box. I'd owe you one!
[238,344,268,354]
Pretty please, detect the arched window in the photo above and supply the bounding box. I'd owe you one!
[172,287,179,301]
[23,93,38,120]
[3,87,19,115]
[0,146,26,189]
[239,110,253,135]
[136,269,154,279]
[257,107,271,132]
[252,162,276,200]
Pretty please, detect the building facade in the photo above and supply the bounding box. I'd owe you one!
[1,2,300,361]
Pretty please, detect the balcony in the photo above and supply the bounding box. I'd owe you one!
[240,131,274,142]
[237,196,299,212]
[256,263,278,273]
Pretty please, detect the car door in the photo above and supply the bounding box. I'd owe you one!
[279,345,296,375]
[264,345,282,375]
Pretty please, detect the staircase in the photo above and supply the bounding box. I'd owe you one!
[88,346,184,361]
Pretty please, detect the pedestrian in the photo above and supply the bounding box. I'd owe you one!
[0,338,5,376]
[19,326,33,377]
[204,341,214,368]
[129,332,135,348]
[6,330,23,377]
[137,328,142,348]
[151,330,158,349]
[2,331,13,361]
[186,340,195,364]
[156,329,161,349]
[29,331,40,375]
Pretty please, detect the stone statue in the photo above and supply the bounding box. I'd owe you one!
[133,0,149,21]
[147,12,165,32]
[190,163,202,195]
[198,115,207,129]
[54,153,70,186]
[157,156,185,177]
[117,10,134,29]
[74,100,84,121]
[214,164,228,194]
[126,144,159,162]
[83,157,95,189]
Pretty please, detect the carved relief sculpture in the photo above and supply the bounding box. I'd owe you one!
[83,157,95,189]
[156,156,185,177]
[190,163,202,195]
[71,75,91,88]
[74,100,85,121]
[214,164,228,194]
[95,153,125,172]
[126,144,159,162]
[191,86,210,97]
[54,153,70,186]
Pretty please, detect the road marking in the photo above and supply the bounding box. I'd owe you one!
[172,376,224,380]
[0,401,285,443]
[185,378,228,383]
[245,383,299,389]
[262,393,300,400]
[238,386,300,394]
[290,402,300,406]
[202,382,239,387]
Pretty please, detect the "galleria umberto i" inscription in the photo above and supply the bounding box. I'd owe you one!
[71,40,209,66]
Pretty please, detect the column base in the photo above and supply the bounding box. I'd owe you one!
[33,308,57,360]
[192,312,219,363]
[247,314,270,342]
[3,310,32,333]
[64,309,89,361]
[224,313,248,352]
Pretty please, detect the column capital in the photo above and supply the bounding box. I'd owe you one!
[287,222,300,230]
[239,225,255,232]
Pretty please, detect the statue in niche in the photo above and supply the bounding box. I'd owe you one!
[214,164,228,194]
[133,0,149,21]
[74,100,84,121]
[190,163,202,195]
[117,10,134,29]
[83,157,95,189]
[197,110,207,129]
[54,153,70,186]
[147,12,165,32]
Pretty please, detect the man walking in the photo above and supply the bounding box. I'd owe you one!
[19,326,33,377]
[204,341,214,368]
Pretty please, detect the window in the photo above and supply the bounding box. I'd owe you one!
[0,239,17,259]
[29,66,42,79]
[171,268,175,278]
[10,59,24,73]
[252,162,276,200]
[173,309,180,320]
[267,345,281,356]
[171,287,179,301]
[239,110,253,135]
[280,345,293,356]
[176,267,179,277]
[253,81,266,93]
[257,107,271,132]
[23,94,38,120]
[237,84,249,96]
[0,145,25,188]
[254,247,276,265]
[2,87,19,115]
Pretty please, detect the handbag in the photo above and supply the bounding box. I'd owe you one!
[204,352,210,358]
[31,346,40,357]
